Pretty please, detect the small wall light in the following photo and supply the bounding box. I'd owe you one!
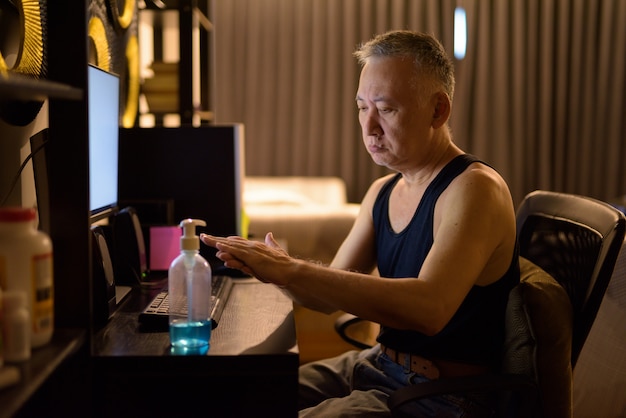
[454,6,467,60]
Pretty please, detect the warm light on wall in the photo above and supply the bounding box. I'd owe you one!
[454,7,467,60]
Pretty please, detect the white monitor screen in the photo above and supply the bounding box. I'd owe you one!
[88,65,120,219]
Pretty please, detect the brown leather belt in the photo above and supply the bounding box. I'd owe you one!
[380,345,490,380]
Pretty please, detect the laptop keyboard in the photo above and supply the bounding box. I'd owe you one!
[138,275,233,331]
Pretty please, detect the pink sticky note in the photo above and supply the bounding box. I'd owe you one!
[149,226,181,271]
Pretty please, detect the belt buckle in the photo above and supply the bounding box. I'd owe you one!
[410,354,440,380]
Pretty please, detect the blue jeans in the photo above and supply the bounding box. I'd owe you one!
[298,344,495,417]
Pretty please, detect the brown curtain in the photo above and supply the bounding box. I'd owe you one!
[213,0,626,206]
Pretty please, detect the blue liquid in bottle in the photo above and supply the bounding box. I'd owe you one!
[170,320,211,348]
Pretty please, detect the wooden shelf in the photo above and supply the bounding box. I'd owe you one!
[138,0,213,125]
[0,329,86,418]
[0,2,93,416]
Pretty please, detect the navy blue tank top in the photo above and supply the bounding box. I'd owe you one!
[374,154,519,365]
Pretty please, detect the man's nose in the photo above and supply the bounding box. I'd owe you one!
[362,111,381,137]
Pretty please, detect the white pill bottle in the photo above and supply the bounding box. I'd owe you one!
[0,207,54,348]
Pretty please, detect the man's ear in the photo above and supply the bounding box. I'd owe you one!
[431,92,451,128]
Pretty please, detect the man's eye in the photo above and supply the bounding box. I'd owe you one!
[379,108,392,114]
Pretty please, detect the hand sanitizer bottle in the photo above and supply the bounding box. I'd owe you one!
[168,219,212,351]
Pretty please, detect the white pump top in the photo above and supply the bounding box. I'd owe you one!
[179,218,207,251]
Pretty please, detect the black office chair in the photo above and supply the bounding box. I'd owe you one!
[515,190,626,367]
[335,190,626,417]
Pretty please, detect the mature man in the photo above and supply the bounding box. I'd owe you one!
[203,30,519,417]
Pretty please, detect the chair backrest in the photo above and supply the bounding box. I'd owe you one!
[516,190,626,366]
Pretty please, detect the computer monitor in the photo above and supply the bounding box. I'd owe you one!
[118,125,246,266]
[88,64,120,223]
[30,66,121,232]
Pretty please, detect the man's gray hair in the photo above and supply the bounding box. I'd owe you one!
[354,30,455,101]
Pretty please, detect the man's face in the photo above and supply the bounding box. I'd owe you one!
[356,56,436,170]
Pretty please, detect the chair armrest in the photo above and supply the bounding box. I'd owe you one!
[334,313,375,350]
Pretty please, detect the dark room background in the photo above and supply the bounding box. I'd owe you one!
[212,0,626,207]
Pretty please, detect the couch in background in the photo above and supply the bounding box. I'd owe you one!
[244,176,360,264]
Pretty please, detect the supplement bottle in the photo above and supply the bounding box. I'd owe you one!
[2,291,31,362]
[0,207,54,347]
[168,219,212,350]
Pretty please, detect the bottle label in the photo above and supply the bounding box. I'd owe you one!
[30,252,54,333]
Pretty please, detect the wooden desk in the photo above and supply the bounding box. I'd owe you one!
[91,278,299,418]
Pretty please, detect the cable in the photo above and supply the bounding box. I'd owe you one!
[0,137,48,207]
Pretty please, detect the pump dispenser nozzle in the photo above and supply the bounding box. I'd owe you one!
[179,219,206,251]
